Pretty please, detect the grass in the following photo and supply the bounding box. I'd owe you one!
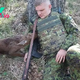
[0,0,11,7]
[0,0,28,39]
[66,0,80,15]
[0,16,15,38]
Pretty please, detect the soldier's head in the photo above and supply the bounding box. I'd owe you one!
[35,0,52,19]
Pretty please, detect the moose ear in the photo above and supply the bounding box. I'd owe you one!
[17,40,27,46]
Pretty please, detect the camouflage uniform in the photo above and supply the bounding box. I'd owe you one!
[30,11,80,80]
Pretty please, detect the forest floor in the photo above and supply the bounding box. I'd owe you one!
[0,0,80,80]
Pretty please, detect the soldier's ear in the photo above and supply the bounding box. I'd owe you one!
[49,4,52,9]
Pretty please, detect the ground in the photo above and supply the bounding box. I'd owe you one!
[0,0,80,80]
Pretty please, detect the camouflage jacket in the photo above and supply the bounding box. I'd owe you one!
[29,11,79,55]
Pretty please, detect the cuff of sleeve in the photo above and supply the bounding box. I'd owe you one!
[61,45,69,51]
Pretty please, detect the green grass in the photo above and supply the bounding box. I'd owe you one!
[0,0,11,7]
[66,0,80,15]
[0,17,15,38]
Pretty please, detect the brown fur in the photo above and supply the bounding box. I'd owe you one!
[0,33,36,57]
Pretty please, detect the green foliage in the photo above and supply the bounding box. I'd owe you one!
[67,0,80,15]
[68,3,74,10]
[0,0,11,7]
[2,72,8,76]
[0,17,15,38]
[38,67,42,72]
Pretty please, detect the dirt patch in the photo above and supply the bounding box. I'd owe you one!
[0,55,43,80]
[0,55,24,80]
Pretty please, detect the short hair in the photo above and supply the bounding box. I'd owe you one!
[35,0,51,7]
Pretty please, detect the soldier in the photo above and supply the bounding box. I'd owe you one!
[24,0,80,80]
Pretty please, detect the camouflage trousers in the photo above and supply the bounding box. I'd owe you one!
[43,44,80,80]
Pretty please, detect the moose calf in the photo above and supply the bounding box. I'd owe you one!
[0,33,34,57]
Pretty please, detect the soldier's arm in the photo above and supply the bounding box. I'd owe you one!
[60,13,79,50]
[56,14,79,63]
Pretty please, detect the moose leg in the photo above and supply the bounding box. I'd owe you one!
[9,46,25,57]
[9,50,25,57]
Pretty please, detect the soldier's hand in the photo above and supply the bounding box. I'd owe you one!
[24,53,28,62]
[56,49,67,63]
